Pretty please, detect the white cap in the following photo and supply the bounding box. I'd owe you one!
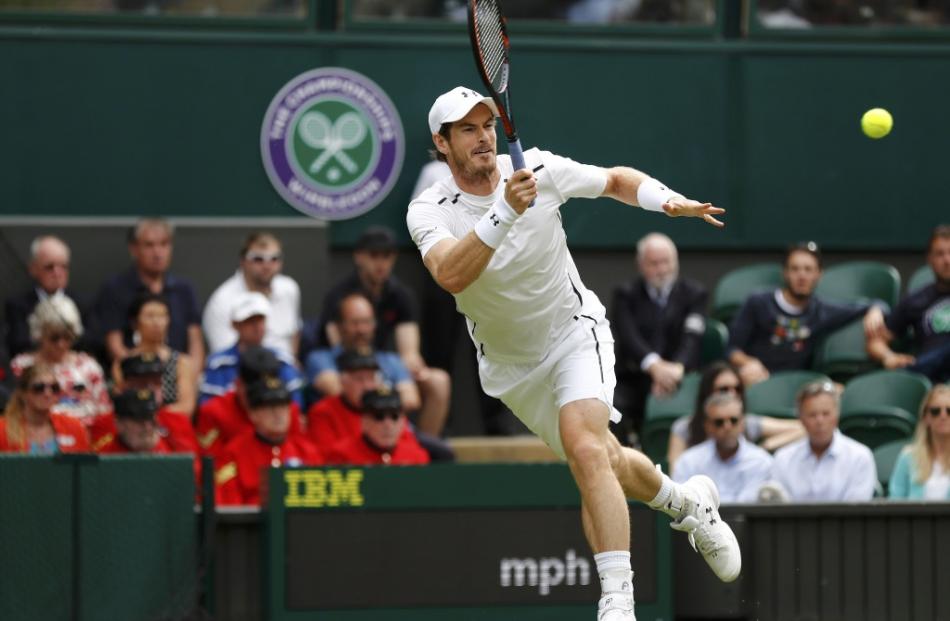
[427,86,499,134]
[230,292,271,323]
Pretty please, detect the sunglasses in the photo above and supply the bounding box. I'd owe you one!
[928,406,950,418]
[246,252,282,264]
[710,416,740,428]
[799,381,837,399]
[30,382,61,395]
[369,411,402,422]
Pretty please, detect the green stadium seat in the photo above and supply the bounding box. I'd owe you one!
[907,264,935,293]
[815,261,901,308]
[641,372,701,469]
[873,439,909,497]
[813,318,878,383]
[838,370,932,450]
[744,370,831,419]
[701,317,729,365]
[711,263,783,324]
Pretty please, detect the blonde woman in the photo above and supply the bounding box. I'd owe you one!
[0,363,90,454]
[889,384,950,500]
[11,295,111,422]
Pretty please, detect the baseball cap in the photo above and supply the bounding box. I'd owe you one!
[355,226,397,253]
[428,86,499,134]
[245,373,291,408]
[231,291,271,323]
[362,388,402,415]
[239,346,281,383]
[113,388,158,421]
[337,347,380,372]
[120,352,164,378]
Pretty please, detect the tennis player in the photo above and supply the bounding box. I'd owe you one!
[407,86,740,620]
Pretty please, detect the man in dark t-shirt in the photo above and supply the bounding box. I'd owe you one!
[865,225,950,382]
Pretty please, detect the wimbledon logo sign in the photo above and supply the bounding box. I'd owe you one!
[260,68,405,220]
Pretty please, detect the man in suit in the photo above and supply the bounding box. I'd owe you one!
[611,232,707,443]
[5,235,96,358]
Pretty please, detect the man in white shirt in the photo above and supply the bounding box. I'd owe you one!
[203,232,302,358]
[771,380,876,501]
[673,393,774,503]
[407,86,738,620]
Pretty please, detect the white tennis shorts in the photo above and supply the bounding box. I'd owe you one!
[477,313,621,459]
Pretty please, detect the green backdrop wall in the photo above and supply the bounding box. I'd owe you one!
[1,26,946,249]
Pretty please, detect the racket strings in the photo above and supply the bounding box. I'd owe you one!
[474,4,508,89]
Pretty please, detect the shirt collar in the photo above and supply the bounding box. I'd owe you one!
[773,288,808,315]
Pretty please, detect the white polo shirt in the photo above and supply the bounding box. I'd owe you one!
[407,148,608,363]
[772,430,877,501]
[673,437,774,503]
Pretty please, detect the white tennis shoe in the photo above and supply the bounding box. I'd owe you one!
[670,475,742,582]
[597,573,635,620]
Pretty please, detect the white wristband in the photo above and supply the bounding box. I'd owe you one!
[637,177,684,213]
[474,197,519,249]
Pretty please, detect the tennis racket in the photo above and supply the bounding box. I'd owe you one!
[468,0,527,173]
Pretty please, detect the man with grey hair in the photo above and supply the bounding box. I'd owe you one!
[610,232,707,442]
[5,235,96,357]
[95,218,204,365]
[673,393,773,503]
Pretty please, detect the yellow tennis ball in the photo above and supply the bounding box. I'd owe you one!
[861,108,893,139]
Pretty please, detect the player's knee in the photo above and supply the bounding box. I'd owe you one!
[563,434,609,474]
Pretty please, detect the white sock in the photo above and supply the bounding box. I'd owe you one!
[594,551,633,596]
[647,473,685,518]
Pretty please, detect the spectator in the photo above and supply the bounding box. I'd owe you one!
[611,232,707,442]
[319,227,451,435]
[95,218,204,365]
[202,232,302,358]
[666,361,804,469]
[769,380,876,501]
[196,346,304,459]
[305,293,421,422]
[95,389,187,454]
[889,384,950,500]
[324,388,430,466]
[4,235,97,358]
[200,292,303,406]
[214,373,322,506]
[728,241,875,386]
[114,293,198,416]
[672,393,774,503]
[865,224,950,383]
[0,363,90,454]
[307,348,380,448]
[10,296,112,422]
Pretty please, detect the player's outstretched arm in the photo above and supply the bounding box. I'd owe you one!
[602,166,725,228]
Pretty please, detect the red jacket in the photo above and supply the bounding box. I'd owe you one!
[196,391,303,459]
[214,430,323,506]
[306,395,362,448]
[324,432,430,466]
[0,414,91,453]
[89,409,199,455]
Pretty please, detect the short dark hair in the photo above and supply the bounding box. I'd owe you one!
[241,231,281,258]
[429,122,452,163]
[784,241,822,269]
[127,218,174,244]
[928,224,950,254]
[127,292,170,322]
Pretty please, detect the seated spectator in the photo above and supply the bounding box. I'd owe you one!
[729,242,875,386]
[672,393,773,503]
[95,389,186,454]
[318,226,450,436]
[307,348,380,448]
[324,388,430,466]
[11,296,111,422]
[200,292,303,406]
[865,224,950,383]
[5,235,97,358]
[95,218,204,365]
[114,293,198,416]
[202,232,302,358]
[196,346,303,459]
[0,363,90,454]
[611,232,707,442]
[667,361,804,469]
[768,380,876,501]
[306,293,419,414]
[214,373,322,506]
[90,353,199,454]
[889,384,950,500]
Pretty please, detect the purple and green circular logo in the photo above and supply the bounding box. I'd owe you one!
[261,68,404,220]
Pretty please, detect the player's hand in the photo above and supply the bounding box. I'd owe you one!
[505,169,537,214]
[663,198,725,228]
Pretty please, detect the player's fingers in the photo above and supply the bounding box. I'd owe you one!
[704,206,725,215]
[510,169,534,182]
[703,214,725,228]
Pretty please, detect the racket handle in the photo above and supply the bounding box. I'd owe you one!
[507,137,535,207]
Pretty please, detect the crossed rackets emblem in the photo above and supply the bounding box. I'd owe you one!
[297,110,367,175]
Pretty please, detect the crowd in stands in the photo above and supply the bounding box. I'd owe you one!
[1,217,947,505]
